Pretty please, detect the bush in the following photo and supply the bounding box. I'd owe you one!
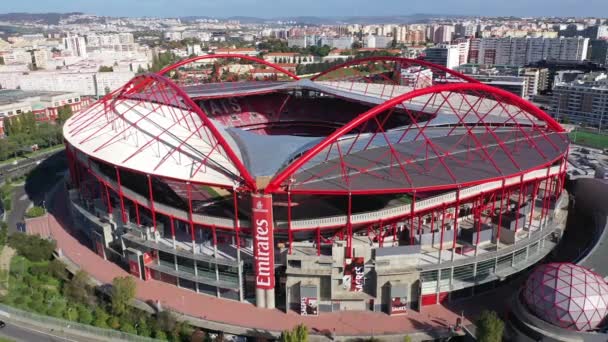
[25,206,46,218]
[476,310,505,342]
[110,276,136,316]
[8,233,55,262]
[63,270,96,306]
[93,307,110,328]
[154,330,168,341]
[77,305,94,325]
[120,322,137,334]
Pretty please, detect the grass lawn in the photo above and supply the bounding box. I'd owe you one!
[569,131,608,150]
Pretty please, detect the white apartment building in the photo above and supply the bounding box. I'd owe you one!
[364,35,392,49]
[0,70,134,97]
[63,35,88,58]
[469,37,589,66]
[552,72,608,128]
[423,44,461,70]
[399,66,433,89]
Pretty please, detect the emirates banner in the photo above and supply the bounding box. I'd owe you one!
[252,194,275,289]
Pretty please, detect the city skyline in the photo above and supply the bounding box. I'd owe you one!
[2,0,608,18]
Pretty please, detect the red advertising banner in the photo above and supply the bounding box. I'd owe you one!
[129,260,140,278]
[390,297,408,315]
[300,297,318,316]
[252,194,275,290]
[344,257,365,292]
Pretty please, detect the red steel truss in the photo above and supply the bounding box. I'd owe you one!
[266,82,566,194]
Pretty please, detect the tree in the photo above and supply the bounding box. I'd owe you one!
[280,324,308,342]
[57,105,73,126]
[93,307,110,328]
[476,310,504,342]
[110,276,136,316]
[63,270,96,306]
[98,65,114,72]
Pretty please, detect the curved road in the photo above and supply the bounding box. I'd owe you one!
[0,320,78,342]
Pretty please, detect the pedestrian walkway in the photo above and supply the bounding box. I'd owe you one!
[37,183,469,337]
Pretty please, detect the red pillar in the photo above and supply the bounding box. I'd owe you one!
[316,227,321,256]
[170,215,176,239]
[187,182,195,243]
[410,192,416,245]
[115,167,127,223]
[287,191,293,254]
[496,180,506,248]
[529,180,539,228]
[104,183,112,215]
[347,193,353,258]
[452,188,461,250]
[147,175,157,232]
[475,193,483,246]
[514,176,524,234]
[439,204,446,252]
[233,190,241,248]
[135,202,141,226]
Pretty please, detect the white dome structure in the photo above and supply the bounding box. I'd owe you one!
[523,263,608,331]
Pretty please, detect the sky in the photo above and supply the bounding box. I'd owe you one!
[2,0,608,18]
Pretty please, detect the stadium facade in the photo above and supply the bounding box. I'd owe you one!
[62,55,570,315]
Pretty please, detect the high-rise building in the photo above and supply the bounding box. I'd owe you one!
[470,37,589,66]
[423,44,460,69]
[551,72,608,127]
[589,39,608,65]
[364,35,392,49]
[432,25,455,44]
[63,35,88,58]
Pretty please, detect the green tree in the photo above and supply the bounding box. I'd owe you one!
[57,105,73,126]
[110,276,136,316]
[8,233,56,262]
[280,324,308,342]
[93,307,110,328]
[120,322,137,334]
[476,310,505,342]
[98,65,114,72]
[403,336,412,342]
[154,329,168,341]
[76,304,94,325]
[63,270,96,306]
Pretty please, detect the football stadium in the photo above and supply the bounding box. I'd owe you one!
[62,55,570,315]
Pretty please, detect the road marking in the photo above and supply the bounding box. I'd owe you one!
[6,320,79,342]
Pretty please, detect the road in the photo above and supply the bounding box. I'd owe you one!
[5,185,31,234]
[0,320,79,342]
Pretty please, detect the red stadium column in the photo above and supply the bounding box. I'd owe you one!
[287,190,293,255]
[134,202,141,226]
[529,180,540,237]
[104,183,112,215]
[187,182,195,250]
[496,179,506,251]
[430,210,435,249]
[451,188,461,262]
[232,189,241,248]
[114,167,127,224]
[147,175,157,233]
[170,215,176,248]
[514,175,524,234]
[251,194,275,309]
[439,204,446,263]
[346,193,353,259]
[317,227,321,256]
[410,192,416,245]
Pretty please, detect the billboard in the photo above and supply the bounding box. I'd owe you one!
[300,297,318,316]
[390,297,408,315]
[343,257,365,292]
[251,194,275,289]
[129,260,140,278]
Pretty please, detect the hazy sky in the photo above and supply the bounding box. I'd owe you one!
[2,0,608,18]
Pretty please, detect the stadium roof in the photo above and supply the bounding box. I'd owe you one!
[64,55,568,194]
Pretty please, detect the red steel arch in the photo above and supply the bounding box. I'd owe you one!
[158,54,301,80]
[310,56,481,84]
[266,82,566,193]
